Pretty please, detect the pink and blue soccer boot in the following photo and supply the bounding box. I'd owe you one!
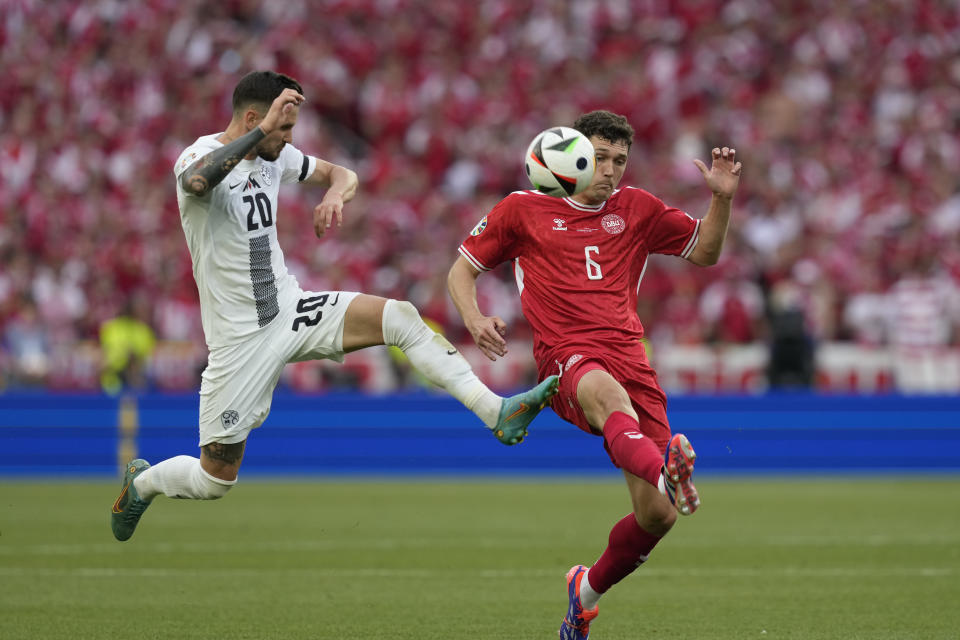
[664,433,700,515]
[559,564,599,639]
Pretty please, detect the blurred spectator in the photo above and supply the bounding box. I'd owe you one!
[99,294,156,395]
[698,258,765,344]
[766,278,816,389]
[1,1,959,391]
[885,248,960,393]
[2,296,50,387]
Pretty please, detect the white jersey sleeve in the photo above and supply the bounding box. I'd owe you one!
[173,134,304,349]
[278,143,317,185]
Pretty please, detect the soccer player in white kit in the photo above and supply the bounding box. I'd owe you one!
[111,71,558,541]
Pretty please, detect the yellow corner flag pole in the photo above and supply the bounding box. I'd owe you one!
[117,394,139,476]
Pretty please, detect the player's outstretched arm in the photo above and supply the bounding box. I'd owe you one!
[179,127,266,197]
[180,88,304,197]
[447,256,508,361]
[305,160,358,237]
[687,146,742,266]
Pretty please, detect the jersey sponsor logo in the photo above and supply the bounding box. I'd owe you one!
[259,165,273,186]
[602,214,625,234]
[228,180,244,190]
[221,410,240,428]
[553,218,568,231]
[470,217,488,236]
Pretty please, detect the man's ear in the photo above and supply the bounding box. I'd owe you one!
[243,106,265,131]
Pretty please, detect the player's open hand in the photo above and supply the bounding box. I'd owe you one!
[467,315,508,361]
[259,88,305,135]
[693,147,742,199]
[313,192,344,237]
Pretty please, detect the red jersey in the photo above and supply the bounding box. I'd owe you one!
[459,187,699,365]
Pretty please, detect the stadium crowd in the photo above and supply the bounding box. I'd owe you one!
[1,0,959,390]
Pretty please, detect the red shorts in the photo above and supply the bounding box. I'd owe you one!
[538,343,672,455]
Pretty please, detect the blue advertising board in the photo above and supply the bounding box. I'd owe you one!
[1,392,958,476]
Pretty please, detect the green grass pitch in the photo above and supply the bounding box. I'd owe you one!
[1,477,958,639]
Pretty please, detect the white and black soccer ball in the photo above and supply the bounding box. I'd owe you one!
[523,126,596,197]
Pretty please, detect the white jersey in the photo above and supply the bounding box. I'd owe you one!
[173,134,317,348]
[887,274,960,348]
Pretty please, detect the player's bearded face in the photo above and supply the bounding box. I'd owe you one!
[257,128,290,161]
[256,109,298,162]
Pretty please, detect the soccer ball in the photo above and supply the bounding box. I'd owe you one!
[523,126,596,197]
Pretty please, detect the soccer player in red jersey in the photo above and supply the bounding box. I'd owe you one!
[448,110,742,639]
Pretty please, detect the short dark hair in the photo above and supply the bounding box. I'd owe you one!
[572,110,634,150]
[232,70,303,113]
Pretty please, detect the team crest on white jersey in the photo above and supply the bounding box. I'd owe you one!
[470,216,488,236]
[553,218,568,231]
[259,165,273,186]
[602,214,625,234]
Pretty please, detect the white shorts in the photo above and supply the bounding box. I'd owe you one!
[197,290,360,446]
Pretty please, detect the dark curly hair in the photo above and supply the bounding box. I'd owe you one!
[572,110,634,150]
[232,70,303,114]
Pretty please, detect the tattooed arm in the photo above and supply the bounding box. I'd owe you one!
[178,127,267,197]
[179,87,304,197]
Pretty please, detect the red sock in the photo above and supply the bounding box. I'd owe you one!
[588,513,663,593]
[602,411,664,488]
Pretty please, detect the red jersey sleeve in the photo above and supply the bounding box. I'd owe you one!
[458,194,522,271]
[641,191,700,259]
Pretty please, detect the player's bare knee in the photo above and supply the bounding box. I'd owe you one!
[586,395,636,431]
[201,441,245,485]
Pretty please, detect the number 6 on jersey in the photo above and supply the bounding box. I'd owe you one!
[585,246,602,280]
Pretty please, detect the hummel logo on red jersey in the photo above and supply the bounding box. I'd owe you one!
[553,218,568,231]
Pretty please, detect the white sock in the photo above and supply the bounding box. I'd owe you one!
[382,299,502,427]
[579,568,602,610]
[134,455,236,500]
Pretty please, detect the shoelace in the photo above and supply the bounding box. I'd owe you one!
[566,616,589,632]
[567,598,592,629]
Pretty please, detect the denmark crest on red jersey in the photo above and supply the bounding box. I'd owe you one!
[602,214,625,234]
